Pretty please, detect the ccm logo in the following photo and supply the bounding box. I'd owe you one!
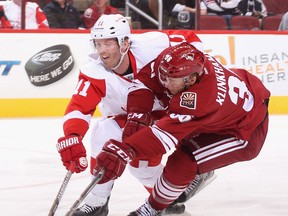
[128,113,143,119]
[106,143,130,162]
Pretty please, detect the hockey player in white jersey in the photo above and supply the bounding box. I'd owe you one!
[55,14,214,216]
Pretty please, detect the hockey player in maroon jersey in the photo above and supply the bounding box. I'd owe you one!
[55,14,216,215]
[93,42,270,215]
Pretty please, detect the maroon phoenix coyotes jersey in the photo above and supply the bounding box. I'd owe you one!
[128,52,270,151]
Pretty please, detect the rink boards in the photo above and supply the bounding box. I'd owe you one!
[0,29,287,117]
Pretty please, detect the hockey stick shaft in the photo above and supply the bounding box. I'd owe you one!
[48,163,75,216]
[65,168,105,216]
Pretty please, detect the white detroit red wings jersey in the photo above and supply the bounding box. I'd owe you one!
[63,31,202,137]
[2,1,48,29]
[124,52,270,157]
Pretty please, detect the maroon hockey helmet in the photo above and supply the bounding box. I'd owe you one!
[158,42,204,81]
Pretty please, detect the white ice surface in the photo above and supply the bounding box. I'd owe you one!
[0,115,287,216]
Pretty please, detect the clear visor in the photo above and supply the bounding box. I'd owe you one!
[90,38,119,51]
[158,69,187,88]
[90,39,96,50]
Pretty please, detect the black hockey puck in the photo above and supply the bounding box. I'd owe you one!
[25,44,74,86]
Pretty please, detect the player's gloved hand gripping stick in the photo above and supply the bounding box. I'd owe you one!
[49,135,89,215]
[93,139,135,184]
[56,135,88,173]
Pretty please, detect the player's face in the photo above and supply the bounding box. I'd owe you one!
[160,73,197,95]
[162,77,187,95]
[94,38,121,69]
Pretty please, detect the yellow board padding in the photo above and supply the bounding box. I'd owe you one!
[0,96,287,118]
[0,98,101,118]
[268,96,288,114]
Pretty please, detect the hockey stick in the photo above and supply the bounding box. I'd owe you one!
[65,168,105,216]
[48,163,75,216]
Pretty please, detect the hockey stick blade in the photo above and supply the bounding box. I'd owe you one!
[65,168,105,216]
[48,163,75,216]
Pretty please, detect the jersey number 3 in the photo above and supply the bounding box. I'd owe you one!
[228,76,254,112]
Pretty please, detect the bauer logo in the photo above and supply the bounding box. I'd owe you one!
[25,44,74,86]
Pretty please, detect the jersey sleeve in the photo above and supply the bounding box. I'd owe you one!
[127,64,156,114]
[126,56,170,127]
[63,72,106,137]
[127,85,154,113]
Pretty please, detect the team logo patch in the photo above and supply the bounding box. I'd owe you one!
[180,92,197,109]
[181,53,194,61]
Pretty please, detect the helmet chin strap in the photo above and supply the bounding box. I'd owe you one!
[111,44,130,71]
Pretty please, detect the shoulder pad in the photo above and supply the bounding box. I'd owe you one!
[80,60,114,79]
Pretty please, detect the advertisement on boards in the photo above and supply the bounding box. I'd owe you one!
[0,32,91,99]
[199,34,288,96]
[0,30,287,116]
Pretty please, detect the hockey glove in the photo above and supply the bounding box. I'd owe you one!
[94,139,135,184]
[122,112,152,140]
[56,135,88,173]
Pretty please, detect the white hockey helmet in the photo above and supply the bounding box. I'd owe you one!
[91,14,131,47]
